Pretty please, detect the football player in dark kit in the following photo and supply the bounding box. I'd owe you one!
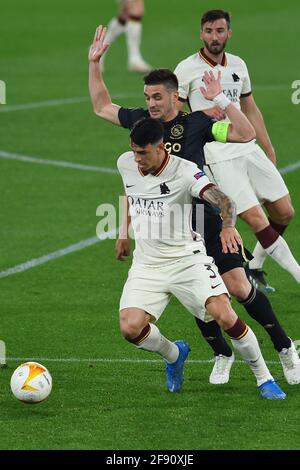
[88,25,300,387]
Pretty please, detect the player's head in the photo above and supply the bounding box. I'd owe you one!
[200,10,232,55]
[130,118,165,173]
[143,69,179,122]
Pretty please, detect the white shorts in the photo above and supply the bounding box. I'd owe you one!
[119,254,228,322]
[204,145,289,214]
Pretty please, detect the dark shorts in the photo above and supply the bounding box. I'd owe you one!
[206,238,245,275]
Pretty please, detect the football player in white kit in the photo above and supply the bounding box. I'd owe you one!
[117,117,285,399]
[100,0,151,72]
[174,9,300,291]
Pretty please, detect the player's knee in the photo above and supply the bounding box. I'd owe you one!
[206,295,235,329]
[119,309,144,341]
[278,206,295,225]
[228,280,251,301]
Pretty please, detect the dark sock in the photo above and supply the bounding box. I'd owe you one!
[128,15,143,21]
[195,317,233,357]
[268,217,288,236]
[239,286,291,352]
[118,16,127,26]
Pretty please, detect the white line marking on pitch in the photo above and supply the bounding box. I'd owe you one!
[0,87,288,112]
[0,150,119,174]
[279,161,300,175]
[1,149,299,176]
[0,231,117,279]
[6,356,281,365]
[0,93,141,112]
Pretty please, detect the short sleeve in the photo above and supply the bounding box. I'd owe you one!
[240,60,252,97]
[174,63,190,101]
[183,162,215,199]
[118,107,147,129]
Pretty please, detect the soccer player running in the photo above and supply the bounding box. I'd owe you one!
[100,0,151,72]
[117,117,285,398]
[174,9,300,292]
[88,25,300,389]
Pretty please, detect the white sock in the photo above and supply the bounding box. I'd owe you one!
[137,323,179,363]
[264,236,300,283]
[105,17,126,43]
[230,326,273,386]
[248,242,268,270]
[100,17,126,66]
[126,20,143,63]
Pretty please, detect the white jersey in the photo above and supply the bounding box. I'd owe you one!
[117,151,214,266]
[174,50,256,164]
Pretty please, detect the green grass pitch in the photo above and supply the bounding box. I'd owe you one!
[0,0,300,450]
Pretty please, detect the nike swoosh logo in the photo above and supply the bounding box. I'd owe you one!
[126,184,135,188]
[211,283,222,289]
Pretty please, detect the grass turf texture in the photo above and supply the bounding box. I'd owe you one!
[0,0,300,450]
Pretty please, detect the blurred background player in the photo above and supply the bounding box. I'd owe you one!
[174,9,300,292]
[100,0,152,72]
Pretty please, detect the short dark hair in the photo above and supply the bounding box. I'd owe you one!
[144,69,178,91]
[201,10,231,29]
[130,118,164,147]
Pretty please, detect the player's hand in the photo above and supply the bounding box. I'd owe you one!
[115,238,131,261]
[202,106,226,121]
[88,25,110,62]
[220,227,241,254]
[200,71,223,101]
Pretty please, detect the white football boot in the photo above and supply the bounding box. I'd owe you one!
[209,353,234,384]
[278,339,300,385]
[128,58,152,73]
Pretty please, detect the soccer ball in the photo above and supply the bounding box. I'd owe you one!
[10,362,52,403]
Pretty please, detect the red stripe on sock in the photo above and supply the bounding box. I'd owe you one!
[129,324,151,344]
[255,224,279,249]
[118,16,127,25]
[225,318,248,339]
[128,15,143,21]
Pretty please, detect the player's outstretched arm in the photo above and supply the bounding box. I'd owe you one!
[202,185,241,254]
[200,71,256,143]
[88,25,121,125]
[241,94,276,164]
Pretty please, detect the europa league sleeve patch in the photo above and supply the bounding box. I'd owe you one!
[194,171,205,180]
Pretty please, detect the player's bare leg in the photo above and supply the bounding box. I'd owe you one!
[125,0,152,72]
[101,1,151,72]
[205,294,286,399]
[239,204,300,283]
[119,308,190,392]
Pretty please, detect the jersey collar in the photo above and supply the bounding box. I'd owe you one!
[199,48,227,67]
[139,151,170,177]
